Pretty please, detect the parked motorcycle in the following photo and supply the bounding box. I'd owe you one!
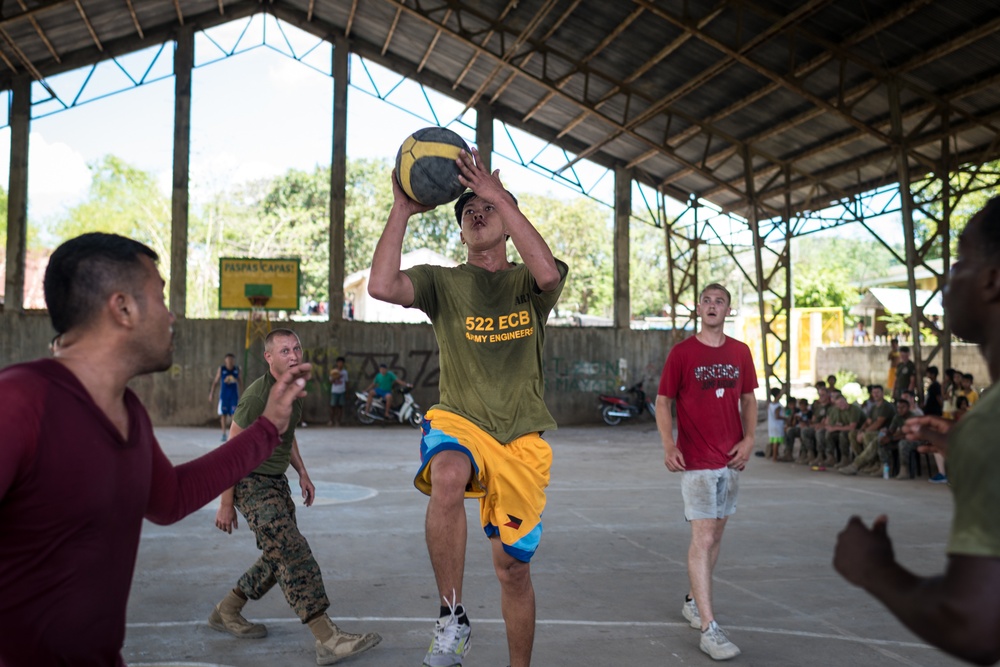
[598,380,655,425]
[355,386,422,428]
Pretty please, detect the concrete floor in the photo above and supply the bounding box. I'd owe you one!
[125,419,963,667]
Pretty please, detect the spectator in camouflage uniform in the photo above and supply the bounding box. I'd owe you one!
[823,393,863,468]
[209,328,381,665]
[801,387,832,465]
[850,385,895,470]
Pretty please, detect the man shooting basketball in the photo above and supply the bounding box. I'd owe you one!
[369,145,567,667]
[834,197,1000,665]
[655,283,758,661]
[0,233,310,667]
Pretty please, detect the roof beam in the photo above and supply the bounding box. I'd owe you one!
[15,0,61,63]
[453,0,523,90]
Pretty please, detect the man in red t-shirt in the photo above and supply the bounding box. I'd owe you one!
[655,283,758,662]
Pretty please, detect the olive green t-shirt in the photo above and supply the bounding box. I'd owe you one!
[233,371,302,476]
[948,384,1000,556]
[866,400,896,425]
[404,259,568,444]
[829,404,863,428]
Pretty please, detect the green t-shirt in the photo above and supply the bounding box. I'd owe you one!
[404,259,568,443]
[373,371,397,391]
[233,371,302,476]
[948,384,1000,557]
[866,399,895,425]
[829,404,863,427]
[887,410,914,436]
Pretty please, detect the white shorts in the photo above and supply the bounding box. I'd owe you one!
[681,467,740,521]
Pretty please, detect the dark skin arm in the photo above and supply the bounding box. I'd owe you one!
[834,515,1000,665]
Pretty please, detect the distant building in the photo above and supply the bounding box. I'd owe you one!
[343,248,458,323]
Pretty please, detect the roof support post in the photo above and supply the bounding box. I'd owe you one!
[4,74,30,313]
[169,25,193,318]
[938,120,952,374]
[329,33,348,324]
[744,147,781,394]
[475,102,493,172]
[782,166,793,393]
[664,196,700,343]
[889,79,923,388]
[613,166,630,329]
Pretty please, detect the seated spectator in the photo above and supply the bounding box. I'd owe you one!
[801,388,832,465]
[781,398,810,462]
[880,400,916,479]
[954,394,971,420]
[901,390,924,417]
[843,385,895,475]
[957,373,979,408]
[822,393,863,469]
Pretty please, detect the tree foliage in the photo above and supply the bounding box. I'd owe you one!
[791,235,895,310]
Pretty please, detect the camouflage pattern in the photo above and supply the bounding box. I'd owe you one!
[801,427,823,458]
[233,473,330,622]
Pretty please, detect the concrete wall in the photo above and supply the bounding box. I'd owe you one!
[815,343,990,389]
[0,313,673,427]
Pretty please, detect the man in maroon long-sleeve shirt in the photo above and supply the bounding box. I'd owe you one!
[0,233,311,667]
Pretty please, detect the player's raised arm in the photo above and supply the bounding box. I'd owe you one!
[456,147,561,292]
[368,170,433,306]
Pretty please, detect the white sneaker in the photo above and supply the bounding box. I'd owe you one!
[681,596,701,629]
[422,593,472,667]
[700,620,741,660]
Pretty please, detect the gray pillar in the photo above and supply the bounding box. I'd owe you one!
[476,102,493,172]
[170,26,193,318]
[613,166,630,329]
[939,120,952,372]
[329,34,348,323]
[4,75,29,313]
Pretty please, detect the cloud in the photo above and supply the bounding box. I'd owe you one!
[0,132,92,218]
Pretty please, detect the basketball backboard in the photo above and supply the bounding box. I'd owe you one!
[218,257,301,311]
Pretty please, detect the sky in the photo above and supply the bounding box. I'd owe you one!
[0,13,627,232]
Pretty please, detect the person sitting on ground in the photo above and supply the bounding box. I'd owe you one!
[822,393,863,469]
[847,385,895,474]
[363,363,411,419]
[901,390,924,417]
[893,346,917,402]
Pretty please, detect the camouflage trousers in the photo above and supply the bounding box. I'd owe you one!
[234,473,330,622]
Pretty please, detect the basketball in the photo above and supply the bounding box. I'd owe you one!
[395,127,470,207]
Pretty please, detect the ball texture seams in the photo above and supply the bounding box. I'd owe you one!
[395,127,471,207]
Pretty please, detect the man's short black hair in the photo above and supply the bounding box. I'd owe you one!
[769,387,781,398]
[336,356,346,363]
[871,384,884,392]
[453,189,518,226]
[899,346,911,353]
[926,365,939,377]
[43,232,158,335]
[963,372,974,382]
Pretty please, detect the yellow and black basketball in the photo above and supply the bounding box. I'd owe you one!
[395,127,470,207]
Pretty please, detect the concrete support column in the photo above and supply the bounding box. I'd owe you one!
[329,34,348,324]
[4,75,30,313]
[613,166,630,329]
[170,26,193,318]
[475,102,493,172]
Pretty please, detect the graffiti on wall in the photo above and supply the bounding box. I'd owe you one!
[544,356,664,395]
[300,346,441,393]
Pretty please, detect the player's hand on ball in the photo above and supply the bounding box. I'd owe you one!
[456,147,509,205]
[262,363,312,435]
[391,169,435,216]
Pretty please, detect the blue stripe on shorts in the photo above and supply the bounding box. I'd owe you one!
[415,417,481,483]
[485,521,542,563]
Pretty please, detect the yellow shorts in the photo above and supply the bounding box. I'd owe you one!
[415,409,552,562]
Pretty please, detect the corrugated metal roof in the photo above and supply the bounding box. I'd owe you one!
[0,0,995,222]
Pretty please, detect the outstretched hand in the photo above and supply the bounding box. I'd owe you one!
[261,363,312,434]
[902,416,951,456]
[834,515,895,589]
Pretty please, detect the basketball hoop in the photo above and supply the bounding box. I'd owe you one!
[248,296,270,309]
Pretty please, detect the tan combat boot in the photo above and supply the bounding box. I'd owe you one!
[893,463,911,480]
[309,614,382,665]
[208,589,267,639]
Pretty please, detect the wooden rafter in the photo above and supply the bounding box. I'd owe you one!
[124,0,144,39]
[0,0,73,29]
[173,0,184,25]
[74,0,103,51]
[15,0,61,63]
[453,0,520,91]
[0,27,46,81]
[461,0,559,113]
[417,8,451,73]
[345,0,359,38]
[382,6,402,55]
[218,0,225,15]
[307,0,315,22]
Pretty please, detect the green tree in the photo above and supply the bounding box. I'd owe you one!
[521,194,613,316]
[914,160,1000,259]
[54,155,172,274]
[791,235,895,310]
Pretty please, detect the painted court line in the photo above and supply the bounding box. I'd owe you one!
[126,616,935,650]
